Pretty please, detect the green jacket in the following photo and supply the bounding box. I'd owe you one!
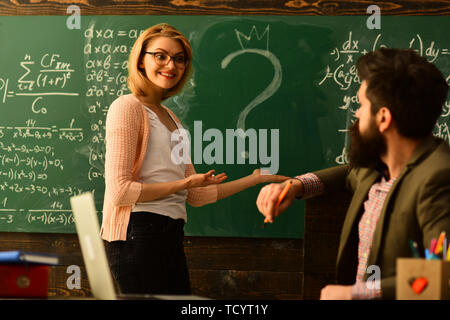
[313,136,450,299]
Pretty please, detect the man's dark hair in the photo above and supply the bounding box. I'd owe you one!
[357,48,448,139]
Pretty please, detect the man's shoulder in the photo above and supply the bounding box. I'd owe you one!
[419,138,450,170]
[434,138,450,157]
[406,138,450,185]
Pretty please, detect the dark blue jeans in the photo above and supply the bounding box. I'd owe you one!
[104,211,191,295]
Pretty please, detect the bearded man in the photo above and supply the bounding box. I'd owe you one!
[256,48,450,300]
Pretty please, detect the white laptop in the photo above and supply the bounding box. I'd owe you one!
[70,192,207,300]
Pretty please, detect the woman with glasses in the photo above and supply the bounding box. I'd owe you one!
[101,23,288,296]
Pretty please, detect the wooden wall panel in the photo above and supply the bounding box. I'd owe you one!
[185,237,303,299]
[303,191,351,299]
[0,0,449,16]
[0,232,303,299]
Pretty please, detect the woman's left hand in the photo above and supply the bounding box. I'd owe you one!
[187,170,228,188]
[251,169,290,185]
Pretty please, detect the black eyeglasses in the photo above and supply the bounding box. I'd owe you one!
[144,52,188,68]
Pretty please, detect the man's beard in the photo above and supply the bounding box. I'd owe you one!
[347,118,387,169]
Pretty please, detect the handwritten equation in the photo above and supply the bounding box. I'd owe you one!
[0,21,144,229]
[0,210,77,226]
[0,54,78,105]
[83,24,136,186]
[0,24,142,228]
[317,31,450,164]
[27,211,74,226]
[0,48,91,228]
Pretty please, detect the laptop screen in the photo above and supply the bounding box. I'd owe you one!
[70,192,117,300]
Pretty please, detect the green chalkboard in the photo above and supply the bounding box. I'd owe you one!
[0,16,449,237]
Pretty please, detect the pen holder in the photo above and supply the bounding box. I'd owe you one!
[396,258,450,300]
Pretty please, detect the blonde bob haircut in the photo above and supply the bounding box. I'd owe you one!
[128,23,193,101]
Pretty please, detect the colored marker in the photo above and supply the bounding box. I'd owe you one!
[425,249,439,260]
[429,238,437,255]
[434,231,446,255]
[409,240,421,258]
[263,180,293,225]
[428,253,440,260]
[442,238,447,261]
[447,243,450,261]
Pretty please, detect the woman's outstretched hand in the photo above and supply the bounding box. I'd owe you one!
[250,169,290,185]
[187,170,228,188]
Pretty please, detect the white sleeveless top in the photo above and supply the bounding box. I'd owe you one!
[131,106,188,221]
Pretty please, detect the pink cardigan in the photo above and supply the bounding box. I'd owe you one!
[100,94,218,241]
